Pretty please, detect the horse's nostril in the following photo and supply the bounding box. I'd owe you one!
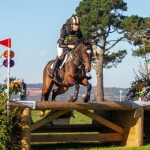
[85,68,89,72]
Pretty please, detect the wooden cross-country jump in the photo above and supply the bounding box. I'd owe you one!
[9,101,148,150]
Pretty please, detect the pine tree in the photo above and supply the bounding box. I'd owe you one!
[69,0,150,101]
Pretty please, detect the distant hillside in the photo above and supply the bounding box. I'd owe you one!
[26,83,128,101]
[104,87,128,101]
[27,83,43,89]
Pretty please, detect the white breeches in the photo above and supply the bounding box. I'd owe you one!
[57,44,68,57]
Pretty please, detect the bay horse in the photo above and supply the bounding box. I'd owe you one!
[39,39,93,117]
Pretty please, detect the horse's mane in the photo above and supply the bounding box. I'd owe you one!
[75,38,91,47]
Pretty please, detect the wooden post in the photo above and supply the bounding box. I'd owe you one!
[111,107,144,147]
[20,108,31,150]
[135,107,144,146]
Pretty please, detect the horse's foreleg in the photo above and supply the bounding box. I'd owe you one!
[84,82,92,102]
[80,78,92,102]
[73,83,80,101]
[41,89,50,101]
[68,83,80,102]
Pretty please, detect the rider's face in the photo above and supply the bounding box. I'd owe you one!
[72,24,80,31]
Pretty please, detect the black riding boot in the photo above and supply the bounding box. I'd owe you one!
[49,58,60,79]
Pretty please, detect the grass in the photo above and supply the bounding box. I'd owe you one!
[31,143,150,150]
[31,110,150,150]
[31,110,92,124]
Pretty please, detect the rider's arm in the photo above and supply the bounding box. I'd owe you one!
[78,29,83,39]
[57,38,68,48]
[57,27,68,48]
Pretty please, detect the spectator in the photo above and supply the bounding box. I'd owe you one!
[21,78,27,100]
[21,79,27,91]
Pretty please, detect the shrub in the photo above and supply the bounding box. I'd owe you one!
[0,93,21,150]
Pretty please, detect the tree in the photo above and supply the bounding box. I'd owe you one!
[71,0,150,101]
[122,18,150,72]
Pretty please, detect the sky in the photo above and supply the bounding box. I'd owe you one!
[0,0,150,88]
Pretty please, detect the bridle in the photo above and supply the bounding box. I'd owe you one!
[71,43,92,67]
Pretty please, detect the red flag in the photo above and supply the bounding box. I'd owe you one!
[0,38,11,48]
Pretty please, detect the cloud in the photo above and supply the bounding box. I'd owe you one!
[40,51,45,56]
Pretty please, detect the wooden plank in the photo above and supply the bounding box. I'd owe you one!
[31,133,123,142]
[143,106,150,110]
[77,110,124,134]
[31,124,104,133]
[20,108,31,150]
[111,111,135,120]
[111,120,137,128]
[31,110,70,131]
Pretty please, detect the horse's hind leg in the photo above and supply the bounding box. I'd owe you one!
[39,79,54,117]
[51,85,68,101]
[68,83,80,102]
[41,79,54,101]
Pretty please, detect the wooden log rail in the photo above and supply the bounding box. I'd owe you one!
[9,101,150,110]
[9,101,134,110]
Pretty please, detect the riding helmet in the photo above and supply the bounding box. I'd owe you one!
[70,16,80,25]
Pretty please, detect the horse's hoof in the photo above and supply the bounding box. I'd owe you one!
[39,111,45,117]
[68,96,77,102]
[81,96,89,103]
[68,96,74,102]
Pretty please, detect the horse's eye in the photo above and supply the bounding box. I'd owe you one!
[86,50,91,54]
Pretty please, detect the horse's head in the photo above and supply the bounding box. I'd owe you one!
[74,39,93,72]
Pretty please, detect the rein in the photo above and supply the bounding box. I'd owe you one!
[71,43,91,67]
[71,49,83,66]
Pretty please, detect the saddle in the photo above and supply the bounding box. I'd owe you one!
[50,50,70,80]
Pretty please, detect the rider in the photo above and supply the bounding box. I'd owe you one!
[49,15,83,78]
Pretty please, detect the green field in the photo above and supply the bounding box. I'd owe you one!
[31,110,150,150]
